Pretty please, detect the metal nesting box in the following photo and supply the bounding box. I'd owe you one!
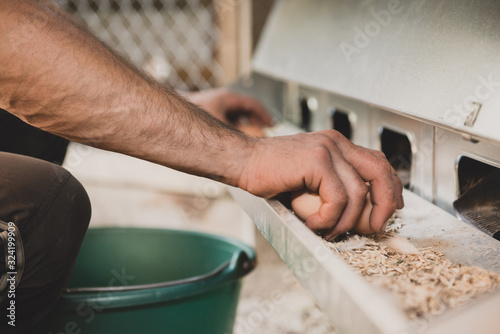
[228,1,500,333]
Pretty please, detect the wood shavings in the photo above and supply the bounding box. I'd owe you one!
[324,233,500,320]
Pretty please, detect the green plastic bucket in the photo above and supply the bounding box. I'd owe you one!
[37,228,256,334]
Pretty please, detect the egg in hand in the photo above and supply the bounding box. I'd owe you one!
[290,189,375,234]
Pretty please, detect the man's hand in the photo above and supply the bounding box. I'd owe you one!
[183,88,273,136]
[238,130,404,239]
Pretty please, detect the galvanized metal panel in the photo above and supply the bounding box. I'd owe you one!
[228,186,500,334]
[434,127,500,214]
[228,187,410,334]
[227,117,500,333]
[253,0,500,143]
[371,108,435,202]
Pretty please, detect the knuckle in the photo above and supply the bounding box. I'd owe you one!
[324,129,343,140]
[373,159,393,175]
[309,134,333,148]
[309,145,331,162]
[372,150,387,159]
[351,181,369,199]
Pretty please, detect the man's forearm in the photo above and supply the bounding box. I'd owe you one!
[0,0,252,184]
[0,0,404,235]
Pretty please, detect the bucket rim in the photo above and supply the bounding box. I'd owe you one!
[57,227,256,311]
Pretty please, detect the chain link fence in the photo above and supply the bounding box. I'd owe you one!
[57,0,225,91]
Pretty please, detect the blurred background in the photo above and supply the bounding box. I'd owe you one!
[56,0,274,90]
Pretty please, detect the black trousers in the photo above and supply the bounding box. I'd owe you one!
[0,110,91,333]
[0,109,69,165]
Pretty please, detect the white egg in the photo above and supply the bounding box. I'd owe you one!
[290,190,374,234]
[290,190,323,220]
[382,235,419,254]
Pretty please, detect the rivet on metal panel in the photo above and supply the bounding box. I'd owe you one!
[461,133,480,143]
[464,101,482,127]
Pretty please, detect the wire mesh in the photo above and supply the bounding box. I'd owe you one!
[56,0,224,91]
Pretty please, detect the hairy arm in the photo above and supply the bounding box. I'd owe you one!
[0,0,403,236]
[0,0,251,184]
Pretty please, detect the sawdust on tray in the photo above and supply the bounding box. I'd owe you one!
[323,219,500,320]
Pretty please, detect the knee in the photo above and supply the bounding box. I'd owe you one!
[0,152,91,238]
[29,161,92,264]
[29,168,92,293]
[0,153,92,329]
[0,152,91,277]
[54,169,92,243]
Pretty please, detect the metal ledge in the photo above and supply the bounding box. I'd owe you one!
[228,187,500,334]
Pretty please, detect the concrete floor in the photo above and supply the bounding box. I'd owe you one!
[63,142,336,333]
[235,228,337,334]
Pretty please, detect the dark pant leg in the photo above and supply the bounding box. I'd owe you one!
[0,109,69,165]
[0,152,91,333]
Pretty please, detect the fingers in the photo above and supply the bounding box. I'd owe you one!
[240,130,403,239]
[320,176,368,239]
[301,137,369,237]
[304,164,346,230]
[367,149,404,209]
[358,151,403,230]
[183,88,274,128]
[321,139,369,237]
[224,91,274,127]
[321,131,403,232]
[237,123,266,138]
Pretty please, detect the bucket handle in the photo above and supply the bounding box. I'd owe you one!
[64,249,254,294]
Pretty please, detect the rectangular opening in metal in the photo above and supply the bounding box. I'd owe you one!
[457,156,499,196]
[455,156,500,240]
[299,96,312,131]
[380,128,411,189]
[330,108,352,141]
